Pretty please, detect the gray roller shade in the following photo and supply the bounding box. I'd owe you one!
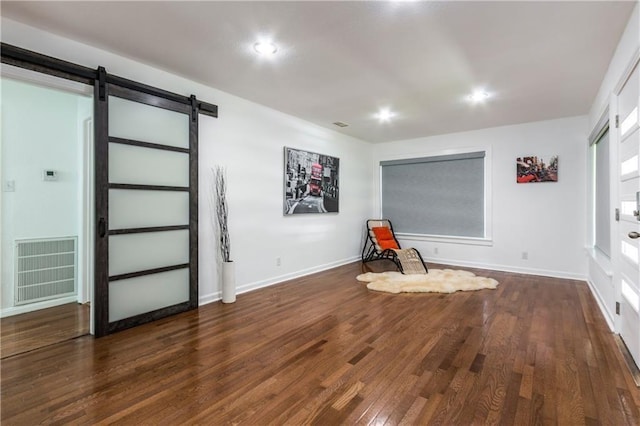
[381,151,485,237]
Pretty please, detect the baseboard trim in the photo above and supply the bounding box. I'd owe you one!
[199,256,587,306]
[585,278,615,331]
[199,256,360,306]
[198,293,220,307]
[614,334,640,387]
[424,257,587,281]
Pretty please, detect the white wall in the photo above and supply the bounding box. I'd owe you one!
[589,4,639,130]
[198,106,373,302]
[1,78,83,310]
[586,3,639,329]
[0,19,374,305]
[372,116,588,279]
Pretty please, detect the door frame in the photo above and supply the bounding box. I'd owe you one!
[0,63,93,319]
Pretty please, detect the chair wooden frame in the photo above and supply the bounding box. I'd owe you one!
[361,219,427,274]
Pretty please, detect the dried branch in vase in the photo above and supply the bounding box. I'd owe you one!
[213,166,231,263]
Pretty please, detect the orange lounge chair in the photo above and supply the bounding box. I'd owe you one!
[362,219,428,274]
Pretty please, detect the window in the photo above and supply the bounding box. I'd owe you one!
[380,151,486,239]
[592,127,611,258]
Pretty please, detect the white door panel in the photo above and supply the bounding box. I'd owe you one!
[616,61,640,367]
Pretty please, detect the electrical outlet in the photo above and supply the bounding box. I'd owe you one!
[276,257,281,267]
[522,251,528,260]
[434,247,439,255]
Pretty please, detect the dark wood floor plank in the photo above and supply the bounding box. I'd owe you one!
[1,261,639,425]
[1,303,89,359]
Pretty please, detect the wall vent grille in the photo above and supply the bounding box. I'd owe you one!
[14,237,77,305]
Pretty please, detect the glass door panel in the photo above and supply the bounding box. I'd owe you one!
[108,96,189,148]
[109,269,190,322]
[109,230,189,276]
[109,190,189,230]
[109,143,189,187]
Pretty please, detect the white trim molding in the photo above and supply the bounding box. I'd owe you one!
[199,256,360,306]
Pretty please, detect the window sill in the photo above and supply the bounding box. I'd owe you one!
[395,233,493,247]
[586,247,613,277]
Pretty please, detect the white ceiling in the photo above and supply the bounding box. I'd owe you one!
[1,1,635,143]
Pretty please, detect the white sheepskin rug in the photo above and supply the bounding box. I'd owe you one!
[356,269,499,294]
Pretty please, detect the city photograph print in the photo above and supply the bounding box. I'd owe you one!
[516,155,558,183]
[284,147,339,215]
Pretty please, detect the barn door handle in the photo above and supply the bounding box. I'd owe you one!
[629,231,640,239]
[98,217,106,238]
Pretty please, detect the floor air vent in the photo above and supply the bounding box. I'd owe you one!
[15,237,77,305]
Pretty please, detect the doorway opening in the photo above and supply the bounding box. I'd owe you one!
[1,66,94,357]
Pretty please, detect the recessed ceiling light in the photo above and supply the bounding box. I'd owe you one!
[376,108,395,122]
[467,90,490,103]
[253,41,278,55]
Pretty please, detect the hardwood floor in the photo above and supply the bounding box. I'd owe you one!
[1,262,639,425]
[1,302,90,359]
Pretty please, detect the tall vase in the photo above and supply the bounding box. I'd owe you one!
[221,261,236,303]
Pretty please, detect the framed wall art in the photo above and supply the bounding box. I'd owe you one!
[517,155,558,183]
[284,147,339,215]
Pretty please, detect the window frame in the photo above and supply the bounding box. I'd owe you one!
[375,146,493,247]
[586,106,613,275]
[591,127,611,258]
